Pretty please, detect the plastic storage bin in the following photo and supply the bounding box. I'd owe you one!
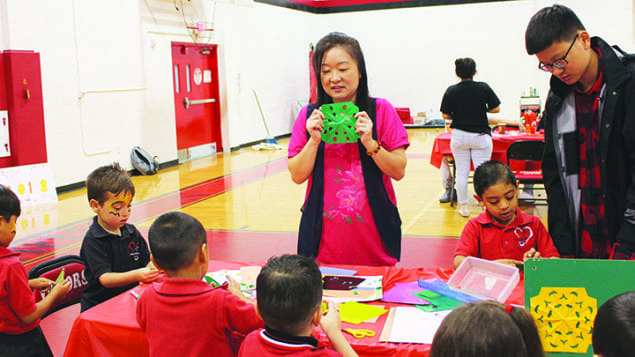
[447,256,520,303]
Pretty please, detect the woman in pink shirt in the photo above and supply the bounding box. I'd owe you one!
[288,32,409,266]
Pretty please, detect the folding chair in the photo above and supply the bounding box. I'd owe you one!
[28,255,86,318]
[506,140,547,204]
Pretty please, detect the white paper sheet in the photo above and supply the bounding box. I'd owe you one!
[388,307,453,344]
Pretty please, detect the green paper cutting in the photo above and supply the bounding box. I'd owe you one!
[321,102,360,144]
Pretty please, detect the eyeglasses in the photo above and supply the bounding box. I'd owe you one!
[538,34,579,72]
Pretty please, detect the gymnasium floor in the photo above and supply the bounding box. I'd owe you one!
[12,127,548,356]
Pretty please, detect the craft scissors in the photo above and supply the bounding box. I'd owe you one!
[342,328,375,339]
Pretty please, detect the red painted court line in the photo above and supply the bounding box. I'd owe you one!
[15,158,289,268]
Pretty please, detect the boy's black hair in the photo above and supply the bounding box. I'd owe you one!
[86,162,135,205]
[256,254,323,335]
[525,4,586,55]
[473,160,517,197]
[313,32,371,113]
[148,212,207,272]
[0,185,20,222]
[455,58,476,80]
[431,301,545,357]
[592,291,635,357]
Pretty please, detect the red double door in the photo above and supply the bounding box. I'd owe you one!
[171,42,222,153]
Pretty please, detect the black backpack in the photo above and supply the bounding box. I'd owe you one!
[130,146,160,175]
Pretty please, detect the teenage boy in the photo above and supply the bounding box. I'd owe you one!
[239,254,358,357]
[80,163,160,311]
[137,212,263,357]
[525,4,635,259]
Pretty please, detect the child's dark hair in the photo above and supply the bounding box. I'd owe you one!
[0,185,20,222]
[313,32,371,113]
[525,4,586,55]
[473,160,517,197]
[256,254,322,335]
[148,212,207,272]
[592,291,635,357]
[431,301,545,357]
[86,163,135,205]
[454,58,476,80]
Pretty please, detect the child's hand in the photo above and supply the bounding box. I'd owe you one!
[320,300,343,337]
[138,267,161,283]
[494,259,522,267]
[29,277,54,291]
[49,279,71,300]
[226,275,245,297]
[523,248,542,261]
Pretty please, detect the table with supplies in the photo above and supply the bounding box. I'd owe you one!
[430,131,544,169]
[64,260,525,357]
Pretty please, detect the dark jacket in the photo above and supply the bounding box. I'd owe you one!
[542,36,635,258]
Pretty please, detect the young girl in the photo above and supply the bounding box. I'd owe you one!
[288,32,409,266]
[430,301,545,357]
[440,57,501,217]
[454,160,559,268]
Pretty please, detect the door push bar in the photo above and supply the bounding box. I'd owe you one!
[183,97,216,109]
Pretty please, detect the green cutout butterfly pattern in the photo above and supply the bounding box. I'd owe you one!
[321,102,361,144]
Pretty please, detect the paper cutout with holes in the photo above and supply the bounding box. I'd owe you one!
[530,287,597,353]
[321,102,360,144]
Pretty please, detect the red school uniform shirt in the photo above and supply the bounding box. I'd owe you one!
[136,278,263,357]
[455,209,560,262]
[0,247,39,334]
[239,327,342,356]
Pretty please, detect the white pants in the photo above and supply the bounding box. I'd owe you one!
[450,129,492,204]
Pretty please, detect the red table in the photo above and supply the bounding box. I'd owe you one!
[430,131,544,169]
[64,260,525,357]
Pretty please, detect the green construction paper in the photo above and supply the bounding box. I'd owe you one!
[524,258,635,357]
[338,301,387,325]
[321,102,360,144]
[413,291,464,312]
[55,268,65,284]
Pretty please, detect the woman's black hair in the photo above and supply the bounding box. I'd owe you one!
[312,32,371,113]
[455,58,476,80]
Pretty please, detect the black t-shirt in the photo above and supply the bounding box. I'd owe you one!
[440,80,501,135]
[79,216,151,311]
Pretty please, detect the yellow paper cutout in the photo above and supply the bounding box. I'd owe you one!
[530,287,597,354]
[338,301,387,325]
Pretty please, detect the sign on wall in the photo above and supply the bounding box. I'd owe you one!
[0,163,57,207]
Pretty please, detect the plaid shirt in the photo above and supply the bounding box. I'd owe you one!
[574,55,612,258]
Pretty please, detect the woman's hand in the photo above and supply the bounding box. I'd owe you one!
[354,111,374,148]
[306,109,325,143]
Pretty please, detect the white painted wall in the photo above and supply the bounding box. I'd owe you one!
[0,0,632,187]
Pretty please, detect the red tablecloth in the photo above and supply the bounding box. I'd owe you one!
[430,131,544,169]
[64,260,525,357]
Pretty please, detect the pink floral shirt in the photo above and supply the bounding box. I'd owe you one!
[289,98,409,266]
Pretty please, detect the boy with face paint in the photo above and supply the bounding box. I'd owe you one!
[80,163,159,311]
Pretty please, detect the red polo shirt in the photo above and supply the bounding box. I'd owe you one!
[0,247,39,334]
[455,209,560,261]
[239,328,342,356]
[137,278,263,357]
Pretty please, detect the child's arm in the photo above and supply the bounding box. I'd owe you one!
[20,279,71,325]
[320,300,359,357]
[453,255,467,270]
[226,275,254,305]
[99,267,160,288]
[523,248,560,261]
